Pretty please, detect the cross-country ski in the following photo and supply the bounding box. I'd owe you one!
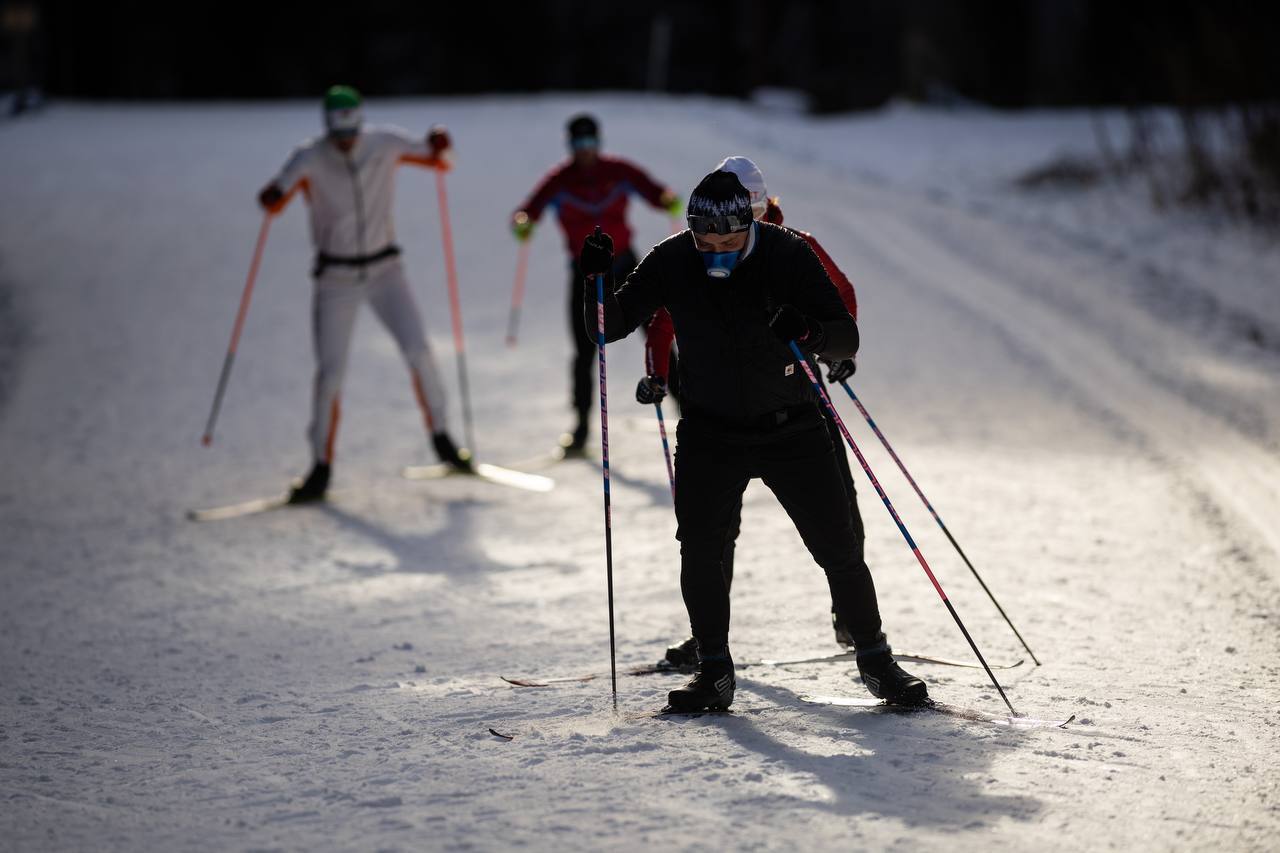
[186,492,297,522]
[401,461,555,492]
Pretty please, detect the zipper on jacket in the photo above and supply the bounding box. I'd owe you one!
[344,153,368,282]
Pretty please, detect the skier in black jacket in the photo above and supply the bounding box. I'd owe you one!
[581,170,927,711]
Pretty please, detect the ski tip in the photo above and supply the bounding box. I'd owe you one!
[474,463,555,493]
[488,727,514,740]
[403,462,554,492]
[186,493,297,522]
[500,676,546,688]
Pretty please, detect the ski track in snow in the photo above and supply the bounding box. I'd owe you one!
[1,96,1277,851]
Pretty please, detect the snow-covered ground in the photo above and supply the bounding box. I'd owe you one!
[1,95,1278,851]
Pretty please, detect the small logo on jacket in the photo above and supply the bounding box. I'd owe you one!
[784,363,795,376]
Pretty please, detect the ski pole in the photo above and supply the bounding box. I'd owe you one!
[506,241,529,347]
[432,169,477,454]
[595,259,619,709]
[655,402,675,500]
[835,380,1040,665]
[201,213,272,447]
[788,342,1016,715]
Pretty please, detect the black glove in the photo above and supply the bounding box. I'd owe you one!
[258,184,284,211]
[769,304,825,351]
[427,125,451,154]
[824,357,856,384]
[579,228,614,277]
[635,375,667,405]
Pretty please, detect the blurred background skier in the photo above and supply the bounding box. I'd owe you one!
[511,114,682,453]
[584,169,926,712]
[637,156,865,669]
[257,85,470,503]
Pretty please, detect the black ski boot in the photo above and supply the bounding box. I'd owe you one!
[289,462,330,504]
[666,649,735,712]
[432,432,472,472]
[856,634,928,705]
[660,636,698,670]
[832,609,855,649]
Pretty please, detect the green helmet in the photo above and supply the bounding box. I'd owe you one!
[323,85,364,137]
[323,85,362,111]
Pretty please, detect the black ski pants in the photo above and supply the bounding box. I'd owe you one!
[569,249,638,422]
[721,397,861,593]
[673,409,883,653]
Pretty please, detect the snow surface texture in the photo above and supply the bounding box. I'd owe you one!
[1,96,1278,851]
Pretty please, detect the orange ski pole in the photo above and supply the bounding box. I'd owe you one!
[201,213,272,447]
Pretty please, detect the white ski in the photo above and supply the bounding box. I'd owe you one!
[401,462,554,493]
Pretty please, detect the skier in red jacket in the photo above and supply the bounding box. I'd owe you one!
[635,156,863,668]
[512,114,681,452]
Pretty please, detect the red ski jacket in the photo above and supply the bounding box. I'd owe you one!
[643,199,858,381]
[517,155,669,256]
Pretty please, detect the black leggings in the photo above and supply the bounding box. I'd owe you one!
[721,399,861,597]
[673,412,882,651]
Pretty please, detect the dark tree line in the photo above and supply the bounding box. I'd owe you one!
[1130,3,1279,222]
[6,1,1277,113]
[1031,3,1280,224]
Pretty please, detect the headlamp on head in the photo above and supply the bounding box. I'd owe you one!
[686,213,753,235]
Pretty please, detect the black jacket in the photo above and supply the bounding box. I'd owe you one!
[585,222,859,433]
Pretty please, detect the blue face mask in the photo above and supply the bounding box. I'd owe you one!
[701,249,741,279]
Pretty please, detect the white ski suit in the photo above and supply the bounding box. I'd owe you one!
[267,125,449,463]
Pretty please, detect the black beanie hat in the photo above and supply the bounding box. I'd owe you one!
[687,170,753,225]
[567,114,600,141]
